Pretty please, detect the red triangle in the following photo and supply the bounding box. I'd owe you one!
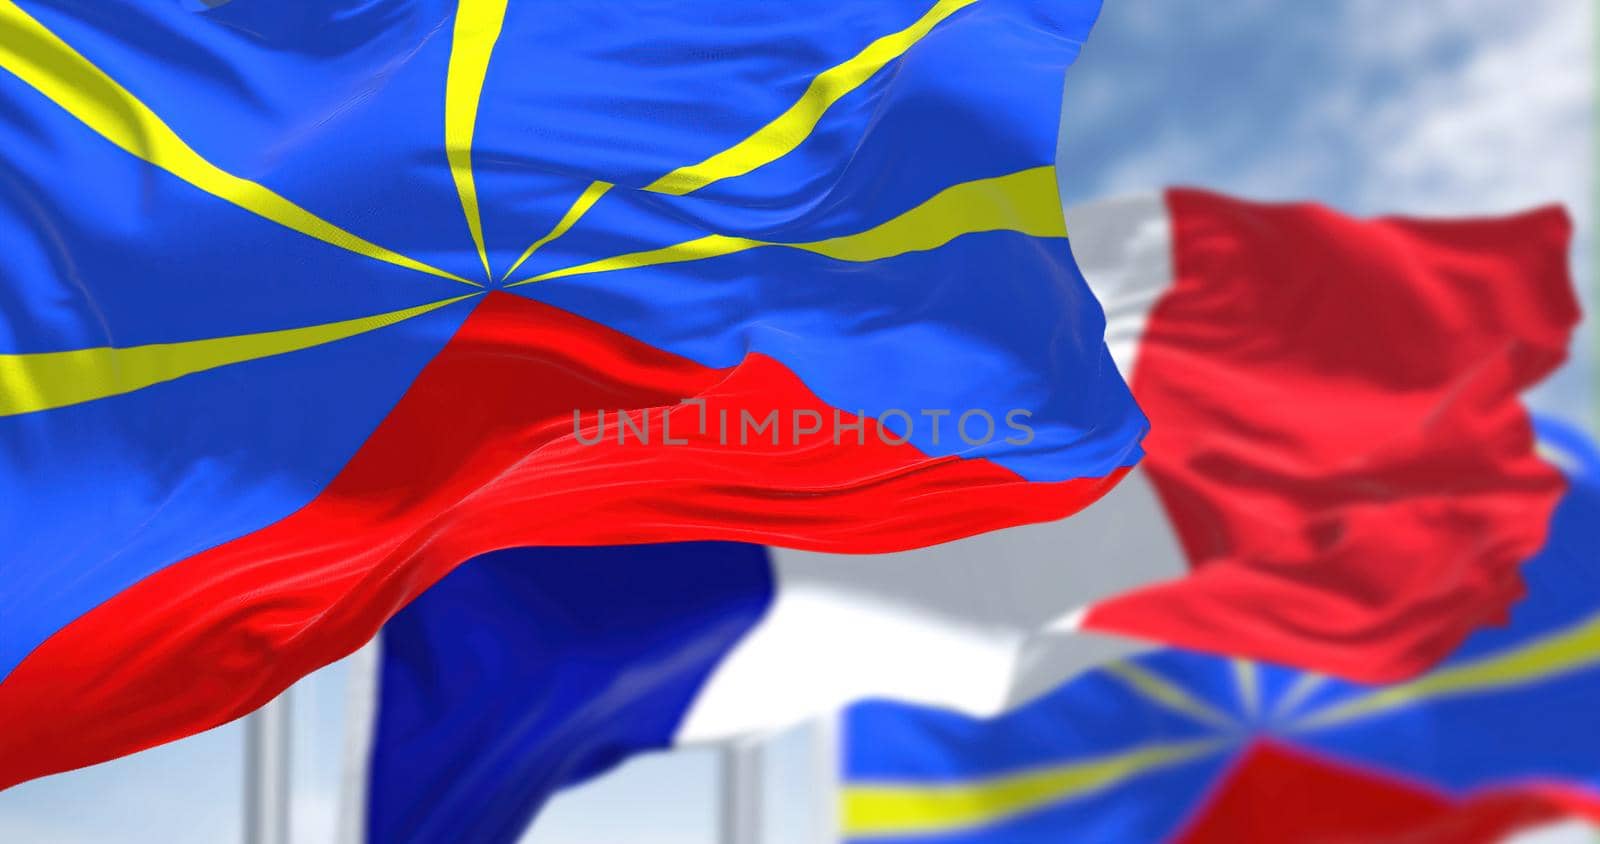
[1174,739,1562,844]
[0,291,1125,788]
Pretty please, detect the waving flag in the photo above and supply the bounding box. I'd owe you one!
[355,499,1180,844]
[0,0,1143,788]
[349,192,1575,842]
[1069,189,1575,681]
[840,418,1600,844]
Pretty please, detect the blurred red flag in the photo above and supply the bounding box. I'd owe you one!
[1072,189,1578,682]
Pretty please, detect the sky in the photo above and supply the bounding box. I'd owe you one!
[1,1,1593,842]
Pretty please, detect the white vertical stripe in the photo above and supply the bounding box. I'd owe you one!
[676,196,1183,744]
[1065,193,1174,380]
[675,467,1189,743]
[337,196,1186,838]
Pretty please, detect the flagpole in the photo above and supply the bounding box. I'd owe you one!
[243,691,292,844]
[812,713,841,844]
[336,641,382,844]
[719,739,763,844]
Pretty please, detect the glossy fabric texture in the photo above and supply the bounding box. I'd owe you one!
[0,0,1137,785]
[351,191,1580,841]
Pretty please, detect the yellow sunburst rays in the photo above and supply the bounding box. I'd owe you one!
[504,165,1069,288]
[1288,610,1600,733]
[0,0,488,416]
[839,738,1227,839]
[445,0,509,283]
[499,0,982,282]
[1269,673,1328,723]
[0,0,477,288]
[1102,659,1241,732]
[501,180,612,279]
[838,616,1600,842]
[1231,659,1261,721]
[0,296,478,416]
[839,659,1257,838]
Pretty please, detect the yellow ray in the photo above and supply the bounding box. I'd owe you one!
[1102,660,1239,731]
[0,294,480,416]
[1231,659,1260,719]
[506,165,1065,287]
[646,0,979,196]
[502,180,612,279]
[509,0,977,261]
[1536,440,1579,474]
[446,0,509,281]
[840,738,1225,838]
[0,0,476,287]
[1270,673,1327,722]
[1293,611,1600,732]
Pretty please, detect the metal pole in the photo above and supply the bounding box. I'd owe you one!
[337,641,382,844]
[719,739,763,844]
[811,714,841,844]
[244,691,292,844]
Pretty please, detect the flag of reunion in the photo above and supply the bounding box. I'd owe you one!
[0,0,1143,789]
[351,191,1575,842]
[839,417,1600,844]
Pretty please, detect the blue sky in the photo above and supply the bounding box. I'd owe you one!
[1,2,1592,842]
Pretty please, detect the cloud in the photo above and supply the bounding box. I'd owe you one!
[1067,0,1590,214]
[1062,0,1593,421]
[1332,0,1591,218]
[1322,0,1593,420]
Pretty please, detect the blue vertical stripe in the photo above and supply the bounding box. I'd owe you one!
[368,542,773,844]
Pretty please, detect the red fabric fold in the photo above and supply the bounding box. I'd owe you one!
[1087,190,1578,682]
[0,292,1124,788]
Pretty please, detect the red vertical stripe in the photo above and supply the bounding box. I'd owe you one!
[1087,190,1578,682]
